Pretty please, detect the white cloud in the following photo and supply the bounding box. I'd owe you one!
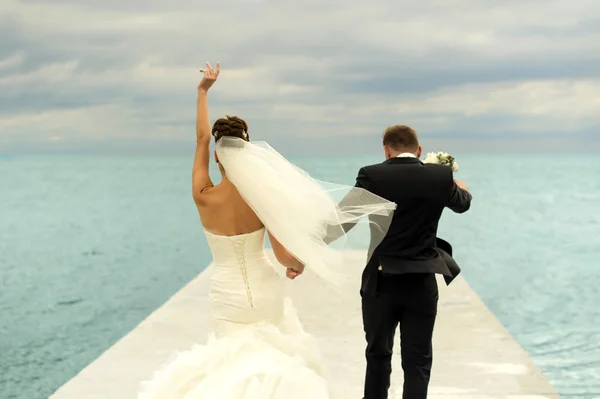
[0,105,146,141]
[0,0,599,152]
[395,79,600,118]
[0,52,25,71]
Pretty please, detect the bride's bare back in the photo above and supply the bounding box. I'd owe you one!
[196,178,264,236]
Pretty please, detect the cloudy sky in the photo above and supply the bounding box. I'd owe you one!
[1,0,599,154]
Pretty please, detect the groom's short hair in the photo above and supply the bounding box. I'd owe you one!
[382,125,419,151]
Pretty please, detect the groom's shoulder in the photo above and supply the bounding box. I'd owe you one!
[359,162,386,172]
[360,160,453,184]
[422,162,452,172]
[422,162,454,178]
[360,163,381,170]
[357,163,385,179]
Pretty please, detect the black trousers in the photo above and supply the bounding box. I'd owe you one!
[362,273,438,399]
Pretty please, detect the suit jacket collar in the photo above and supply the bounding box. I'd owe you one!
[383,157,423,165]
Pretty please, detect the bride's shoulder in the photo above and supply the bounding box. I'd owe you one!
[194,183,229,206]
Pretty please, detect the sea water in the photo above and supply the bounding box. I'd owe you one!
[0,154,599,398]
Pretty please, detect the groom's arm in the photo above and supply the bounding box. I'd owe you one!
[323,167,372,244]
[354,166,372,191]
[341,166,374,231]
[446,179,472,213]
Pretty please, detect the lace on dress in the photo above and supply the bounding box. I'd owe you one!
[230,235,254,308]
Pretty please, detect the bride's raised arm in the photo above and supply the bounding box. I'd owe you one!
[192,62,220,205]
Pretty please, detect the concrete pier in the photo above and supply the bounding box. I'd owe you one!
[50,250,559,398]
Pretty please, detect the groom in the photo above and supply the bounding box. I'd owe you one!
[355,125,472,399]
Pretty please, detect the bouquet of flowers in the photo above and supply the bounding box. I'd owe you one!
[422,151,459,172]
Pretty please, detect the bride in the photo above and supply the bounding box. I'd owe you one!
[137,62,396,398]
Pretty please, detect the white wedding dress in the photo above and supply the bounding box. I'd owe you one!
[138,227,330,399]
[138,137,397,398]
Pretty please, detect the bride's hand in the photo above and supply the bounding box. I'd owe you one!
[286,269,299,279]
[198,61,220,93]
[286,266,304,280]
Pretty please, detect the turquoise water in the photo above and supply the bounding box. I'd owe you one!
[1,154,599,398]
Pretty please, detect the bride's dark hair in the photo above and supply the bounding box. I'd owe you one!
[212,116,249,142]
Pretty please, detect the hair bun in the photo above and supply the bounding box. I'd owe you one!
[212,115,249,142]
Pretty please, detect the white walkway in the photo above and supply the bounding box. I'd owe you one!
[50,250,559,399]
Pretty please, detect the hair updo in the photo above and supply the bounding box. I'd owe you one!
[212,115,249,142]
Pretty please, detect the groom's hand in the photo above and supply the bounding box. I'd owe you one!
[454,179,469,191]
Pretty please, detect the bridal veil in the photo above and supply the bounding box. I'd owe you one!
[215,137,396,284]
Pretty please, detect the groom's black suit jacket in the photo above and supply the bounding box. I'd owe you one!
[355,156,472,295]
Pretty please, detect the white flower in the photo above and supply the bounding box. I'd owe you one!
[422,152,440,164]
[422,151,459,172]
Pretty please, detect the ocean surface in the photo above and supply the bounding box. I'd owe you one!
[1,153,599,398]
